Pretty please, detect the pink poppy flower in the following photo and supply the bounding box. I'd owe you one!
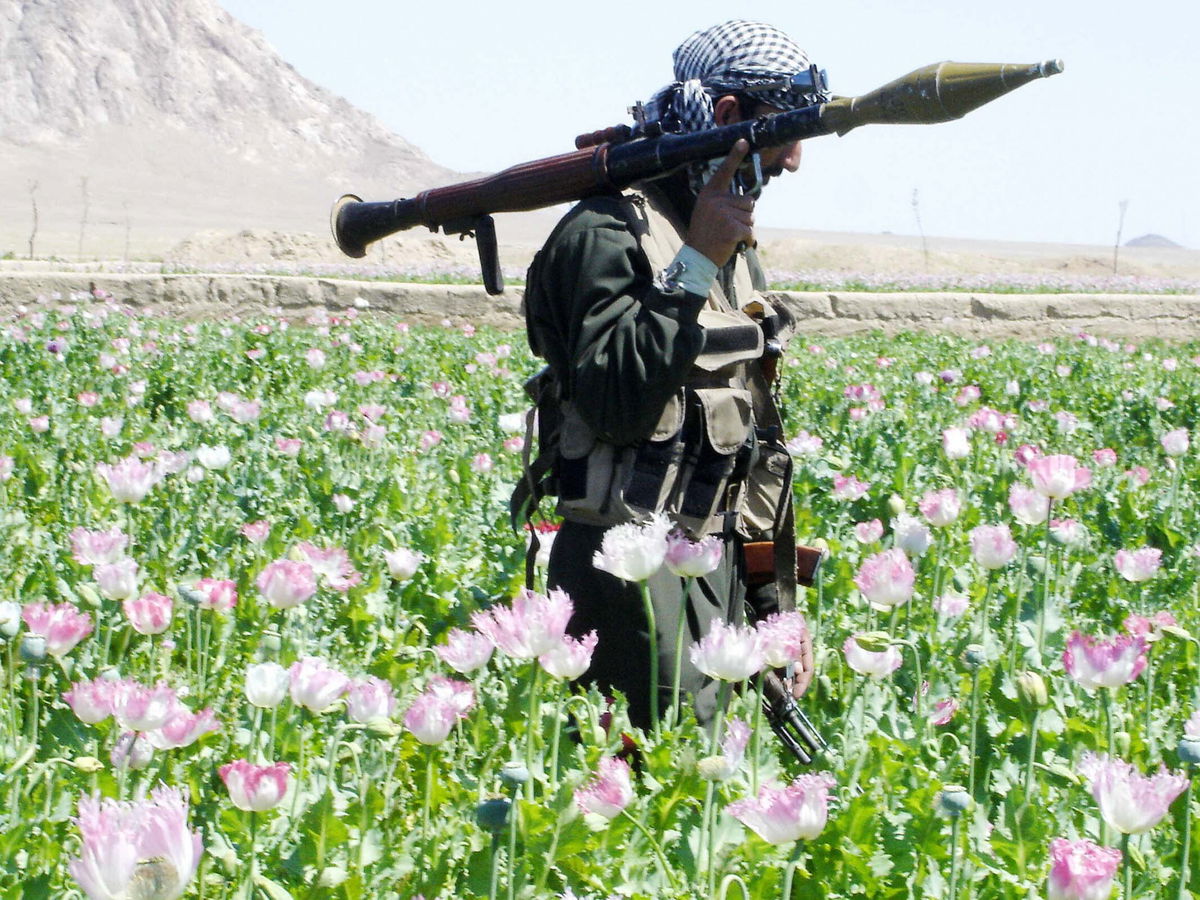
[919,489,962,528]
[346,676,397,723]
[854,549,915,609]
[756,611,810,669]
[954,385,981,407]
[241,519,271,544]
[95,557,140,602]
[244,662,291,709]
[1008,484,1051,526]
[786,431,823,457]
[69,786,202,900]
[689,620,765,682]
[1092,448,1118,468]
[1049,518,1087,546]
[69,526,129,566]
[664,532,723,577]
[194,578,238,612]
[933,590,970,618]
[1063,631,1147,692]
[228,399,262,424]
[1027,454,1092,500]
[970,524,1018,570]
[854,519,883,544]
[538,630,598,680]
[470,587,574,660]
[426,676,476,718]
[384,547,424,582]
[1114,547,1162,583]
[1078,753,1189,834]
[123,592,173,636]
[186,399,214,424]
[929,698,959,726]
[21,602,94,656]
[289,657,350,714]
[110,680,178,732]
[63,679,115,724]
[147,704,220,750]
[403,692,459,745]
[941,427,971,460]
[575,757,635,820]
[435,628,494,674]
[1161,428,1190,457]
[1123,610,1176,641]
[96,456,161,503]
[110,731,155,771]
[256,559,317,609]
[727,772,837,843]
[843,634,902,679]
[593,512,671,582]
[967,407,1014,434]
[1014,443,1043,467]
[892,513,931,557]
[221,760,292,812]
[1046,837,1122,900]
[1125,466,1151,487]
[324,410,353,433]
[831,474,870,500]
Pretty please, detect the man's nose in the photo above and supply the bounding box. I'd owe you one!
[781,140,803,173]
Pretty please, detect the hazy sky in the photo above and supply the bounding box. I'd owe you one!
[220,0,1198,248]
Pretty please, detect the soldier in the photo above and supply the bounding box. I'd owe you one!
[520,20,819,729]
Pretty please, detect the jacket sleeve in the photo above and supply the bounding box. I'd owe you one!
[525,202,708,446]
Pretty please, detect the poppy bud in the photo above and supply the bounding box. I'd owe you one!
[1016,671,1049,708]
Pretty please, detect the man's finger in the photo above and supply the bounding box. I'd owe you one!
[704,139,750,193]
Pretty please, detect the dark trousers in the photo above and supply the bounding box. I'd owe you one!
[547,519,753,731]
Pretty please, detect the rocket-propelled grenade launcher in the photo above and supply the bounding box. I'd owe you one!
[332,59,1064,294]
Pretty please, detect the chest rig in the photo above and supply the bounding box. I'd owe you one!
[515,185,796,573]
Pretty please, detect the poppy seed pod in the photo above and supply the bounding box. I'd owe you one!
[1177,737,1200,766]
[935,784,971,818]
[961,644,987,670]
[475,797,511,832]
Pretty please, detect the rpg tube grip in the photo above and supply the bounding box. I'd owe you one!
[574,124,634,149]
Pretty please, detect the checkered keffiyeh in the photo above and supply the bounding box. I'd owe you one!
[647,20,820,135]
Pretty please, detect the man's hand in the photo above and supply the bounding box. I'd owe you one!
[685,139,755,268]
[785,622,814,700]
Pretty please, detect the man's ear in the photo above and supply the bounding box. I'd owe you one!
[712,94,742,126]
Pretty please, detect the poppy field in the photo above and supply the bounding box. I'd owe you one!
[0,290,1198,899]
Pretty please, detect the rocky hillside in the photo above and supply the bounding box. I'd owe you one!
[0,0,456,257]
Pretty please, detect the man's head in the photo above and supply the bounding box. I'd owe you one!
[646,20,827,188]
[648,20,826,135]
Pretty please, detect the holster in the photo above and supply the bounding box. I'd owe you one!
[743,541,826,589]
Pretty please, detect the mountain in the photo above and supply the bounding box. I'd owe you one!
[1125,233,1182,249]
[0,0,457,258]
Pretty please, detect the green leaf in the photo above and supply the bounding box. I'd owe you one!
[255,874,296,899]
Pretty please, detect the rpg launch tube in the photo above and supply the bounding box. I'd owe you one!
[332,59,1062,258]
